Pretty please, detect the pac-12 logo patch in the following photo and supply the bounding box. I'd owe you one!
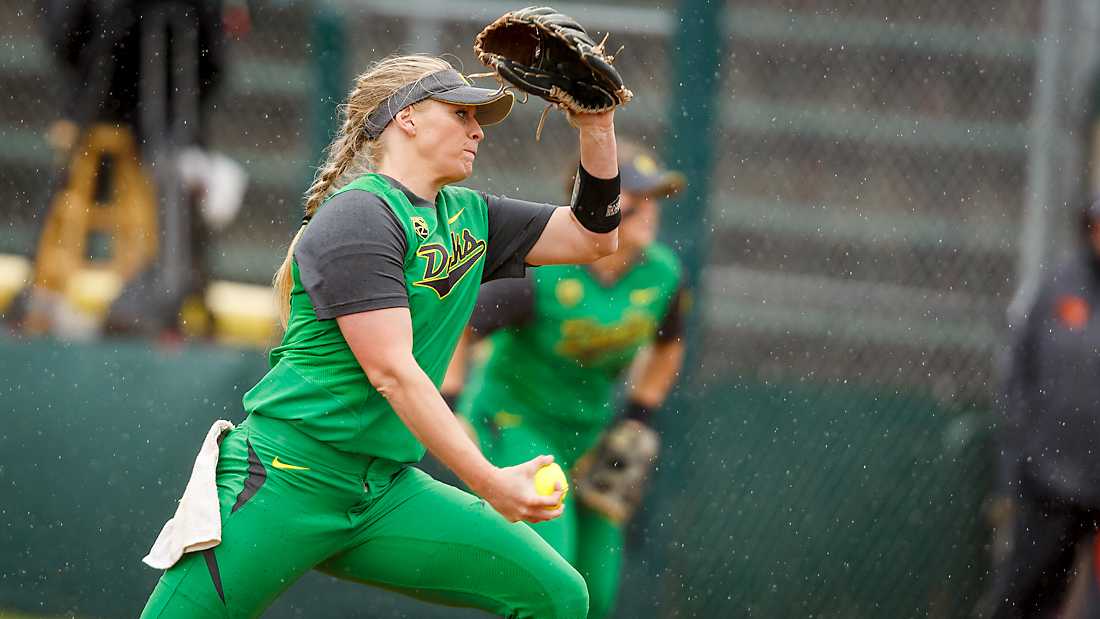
[556,279,584,308]
[411,216,430,239]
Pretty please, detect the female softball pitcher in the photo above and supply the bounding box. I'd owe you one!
[442,142,688,619]
[140,54,622,618]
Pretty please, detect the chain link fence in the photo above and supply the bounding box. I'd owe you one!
[2,0,1099,616]
[704,1,1038,405]
[657,1,1097,617]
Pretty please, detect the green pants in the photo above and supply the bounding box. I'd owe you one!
[141,413,588,618]
[471,411,624,619]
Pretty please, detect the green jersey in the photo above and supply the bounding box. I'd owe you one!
[243,174,549,462]
[462,243,683,429]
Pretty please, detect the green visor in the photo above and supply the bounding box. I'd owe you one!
[364,69,514,139]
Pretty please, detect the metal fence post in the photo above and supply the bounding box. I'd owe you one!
[310,1,347,188]
[661,0,724,370]
[630,1,726,615]
[1013,0,1100,324]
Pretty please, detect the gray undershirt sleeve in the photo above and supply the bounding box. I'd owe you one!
[469,275,536,336]
[481,192,557,282]
[294,190,410,320]
[656,283,688,343]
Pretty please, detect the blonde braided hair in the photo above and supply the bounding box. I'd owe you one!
[273,55,453,327]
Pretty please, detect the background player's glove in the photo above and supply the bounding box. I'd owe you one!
[474,6,632,130]
[571,418,659,523]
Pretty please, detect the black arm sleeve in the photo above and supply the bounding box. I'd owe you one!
[481,193,556,282]
[294,190,409,320]
[469,275,536,336]
[656,284,689,343]
[569,163,621,233]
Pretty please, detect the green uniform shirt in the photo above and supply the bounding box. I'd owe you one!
[243,174,515,462]
[463,243,683,429]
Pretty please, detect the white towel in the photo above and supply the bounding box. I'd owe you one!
[143,419,236,570]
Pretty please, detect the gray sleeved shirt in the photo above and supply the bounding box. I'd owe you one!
[294,178,556,320]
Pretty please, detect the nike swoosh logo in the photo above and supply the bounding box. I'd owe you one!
[447,208,465,224]
[271,456,310,471]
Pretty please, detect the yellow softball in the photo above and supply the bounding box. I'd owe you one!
[534,462,569,509]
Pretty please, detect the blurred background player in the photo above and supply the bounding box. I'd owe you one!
[442,140,689,619]
[987,198,1100,618]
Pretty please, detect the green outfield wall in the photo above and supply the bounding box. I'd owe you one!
[1,337,991,618]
